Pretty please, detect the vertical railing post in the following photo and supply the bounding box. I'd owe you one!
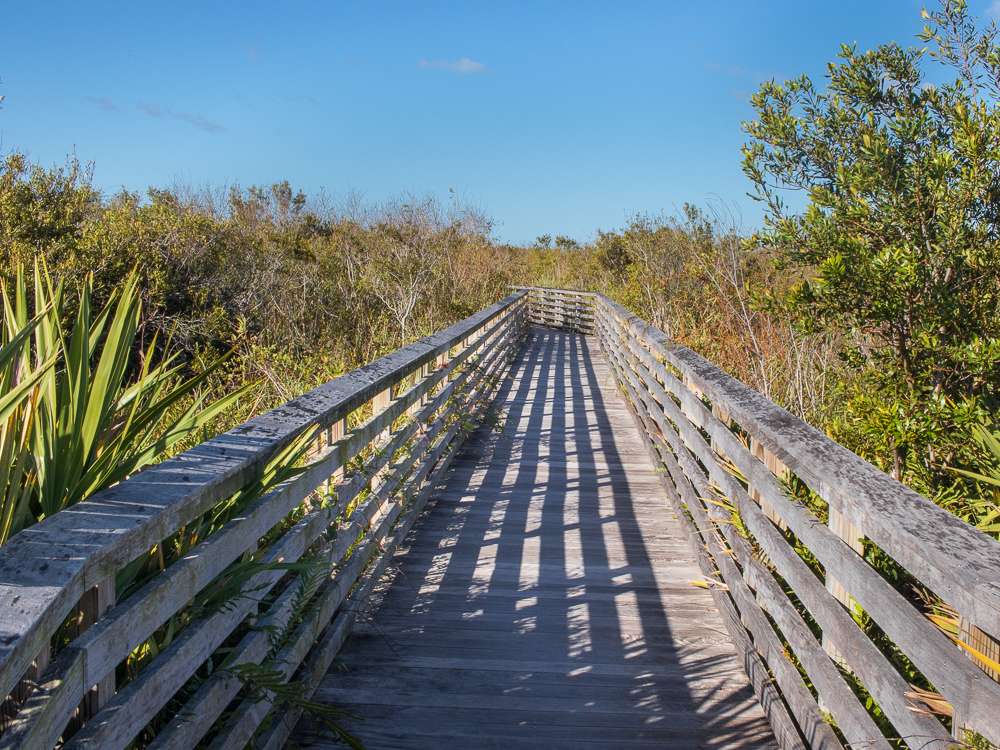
[78,578,116,718]
[822,507,863,666]
[328,417,346,491]
[407,363,431,419]
[371,386,392,486]
[747,437,789,531]
[711,403,731,452]
[373,387,392,440]
[436,347,449,395]
[953,616,1000,739]
[680,373,702,425]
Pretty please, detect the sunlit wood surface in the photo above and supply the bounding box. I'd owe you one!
[291,328,777,749]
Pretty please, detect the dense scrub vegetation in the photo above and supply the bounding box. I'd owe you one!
[0,0,997,542]
[1,3,999,747]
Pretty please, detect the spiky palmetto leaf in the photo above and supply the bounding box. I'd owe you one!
[953,425,1000,489]
[30,266,253,518]
[0,260,254,543]
[0,270,59,543]
[948,424,1000,537]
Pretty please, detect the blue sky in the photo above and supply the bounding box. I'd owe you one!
[2,1,993,244]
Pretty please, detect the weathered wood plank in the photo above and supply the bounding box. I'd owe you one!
[604,360,810,750]
[622,331,989,744]
[0,296,526,749]
[294,705,776,749]
[289,327,777,750]
[11,285,995,750]
[0,293,527,707]
[143,319,523,750]
[599,297,1000,642]
[252,342,516,750]
[598,314,841,750]
[597,307,955,748]
[0,305,527,750]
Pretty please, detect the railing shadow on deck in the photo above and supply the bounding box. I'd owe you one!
[0,292,530,750]
[516,286,1000,750]
[1,284,999,750]
[304,326,776,747]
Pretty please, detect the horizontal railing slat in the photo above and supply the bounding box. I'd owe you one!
[602,316,943,748]
[584,290,1000,749]
[0,292,525,707]
[599,296,1000,640]
[610,377,809,750]
[597,315,840,750]
[612,329,951,746]
[0,292,527,749]
[7,282,1000,750]
[514,286,596,335]
[236,328,518,750]
[65,304,525,750]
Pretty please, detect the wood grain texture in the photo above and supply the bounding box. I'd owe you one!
[596,314,840,750]
[515,287,597,334]
[289,327,777,750]
[596,310,954,748]
[597,296,1000,644]
[0,293,527,708]
[597,301,998,747]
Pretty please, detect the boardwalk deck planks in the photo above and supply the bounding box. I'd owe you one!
[0,287,997,749]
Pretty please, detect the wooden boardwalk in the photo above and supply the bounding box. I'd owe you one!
[3,290,996,749]
[291,328,777,749]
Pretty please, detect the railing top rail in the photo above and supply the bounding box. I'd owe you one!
[511,285,597,295]
[0,290,526,700]
[595,293,1000,637]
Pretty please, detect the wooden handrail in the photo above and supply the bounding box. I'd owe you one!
[4,285,999,749]
[512,286,595,334]
[514,288,1000,748]
[0,291,528,749]
[569,290,1000,749]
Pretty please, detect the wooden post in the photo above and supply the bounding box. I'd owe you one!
[953,617,1000,740]
[679,374,707,438]
[681,374,700,402]
[328,418,346,491]
[373,388,392,435]
[4,647,51,723]
[407,363,431,418]
[461,335,474,376]
[823,506,863,666]
[372,387,392,486]
[957,619,1000,682]
[78,578,116,718]
[711,403,731,452]
[748,436,789,531]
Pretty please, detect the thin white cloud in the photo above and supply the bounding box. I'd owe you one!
[174,111,226,133]
[418,57,487,74]
[137,102,226,133]
[988,1,1000,20]
[85,96,119,112]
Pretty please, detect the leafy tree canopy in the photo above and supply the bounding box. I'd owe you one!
[743,0,1000,487]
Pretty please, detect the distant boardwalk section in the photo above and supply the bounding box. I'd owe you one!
[0,288,997,750]
[292,327,777,748]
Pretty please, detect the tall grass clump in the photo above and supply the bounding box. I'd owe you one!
[0,262,248,545]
